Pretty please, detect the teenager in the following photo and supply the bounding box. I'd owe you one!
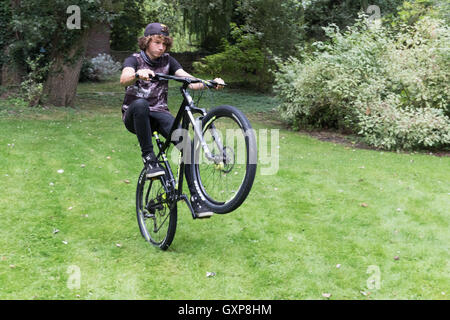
[120,23,224,217]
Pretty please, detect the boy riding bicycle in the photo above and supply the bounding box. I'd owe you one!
[120,22,225,217]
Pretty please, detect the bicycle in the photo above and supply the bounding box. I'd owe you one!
[136,73,257,250]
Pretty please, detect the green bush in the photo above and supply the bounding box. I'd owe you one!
[357,99,450,150]
[274,16,450,150]
[193,23,268,89]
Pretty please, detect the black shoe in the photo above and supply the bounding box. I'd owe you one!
[191,195,213,218]
[143,154,165,178]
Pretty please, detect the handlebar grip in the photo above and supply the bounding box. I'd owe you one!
[206,80,227,88]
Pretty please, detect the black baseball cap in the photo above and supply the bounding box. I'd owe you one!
[144,23,169,37]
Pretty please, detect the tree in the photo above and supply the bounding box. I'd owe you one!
[110,0,178,51]
[301,0,404,40]
[237,0,305,58]
[170,0,237,52]
[3,0,119,107]
[1,0,22,87]
[110,0,148,51]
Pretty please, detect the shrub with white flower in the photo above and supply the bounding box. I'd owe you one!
[80,53,122,82]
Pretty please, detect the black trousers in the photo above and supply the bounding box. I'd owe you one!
[124,98,176,157]
[123,98,196,194]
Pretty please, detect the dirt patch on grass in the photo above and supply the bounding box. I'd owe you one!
[303,130,449,157]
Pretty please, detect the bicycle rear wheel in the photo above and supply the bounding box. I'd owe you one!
[136,168,177,250]
[191,105,257,214]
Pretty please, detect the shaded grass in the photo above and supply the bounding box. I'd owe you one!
[0,79,449,300]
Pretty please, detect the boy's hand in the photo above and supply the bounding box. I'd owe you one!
[213,78,225,90]
[136,69,155,81]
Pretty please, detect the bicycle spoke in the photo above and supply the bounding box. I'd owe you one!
[196,116,247,204]
[136,170,177,250]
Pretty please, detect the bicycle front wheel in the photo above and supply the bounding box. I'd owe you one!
[136,168,177,250]
[191,105,257,214]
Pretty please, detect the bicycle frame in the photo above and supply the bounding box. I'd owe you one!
[152,76,224,219]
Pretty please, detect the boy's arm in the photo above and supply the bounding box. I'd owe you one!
[174,69,224,90]
[120,67,137,87]
[120,67,156,87]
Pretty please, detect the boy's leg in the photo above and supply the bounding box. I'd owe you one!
[123,99,164,177]
[151,111,213,217]
[123,99,154,157]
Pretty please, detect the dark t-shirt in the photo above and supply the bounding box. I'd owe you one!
[122,55,182,75]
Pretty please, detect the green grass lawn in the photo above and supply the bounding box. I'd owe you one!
[0,77,448,300]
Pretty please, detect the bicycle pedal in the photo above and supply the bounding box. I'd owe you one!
[144,212,155,219]
[195,212,213,219]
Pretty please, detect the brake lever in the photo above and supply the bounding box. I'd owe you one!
[150,74,160,83]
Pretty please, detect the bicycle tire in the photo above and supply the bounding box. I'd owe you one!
[191,105,257,213]
[136,168,177,250]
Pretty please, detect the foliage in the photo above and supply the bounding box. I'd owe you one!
[192,0,307,90]
[236,0,305,58]
[274,16,450,150]
[7,1,117,64]
[110,0,179,51]
[300,0,403,40]
[170,0,237,52]
[173,0,404,55]
[79,53,122,82]
[110,0,148,51]
[357,102,450,150]
[0,1,12,68]
[193,23,267,88]
[3,0,120,91]
[190,0,406,90]
[19,54,51,106]
[389,0,439,26]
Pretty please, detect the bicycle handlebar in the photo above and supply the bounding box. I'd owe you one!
[152,73,226,89]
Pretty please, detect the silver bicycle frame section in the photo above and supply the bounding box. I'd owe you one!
[186,108,217,162]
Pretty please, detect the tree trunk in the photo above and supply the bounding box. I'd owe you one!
[43,30,90,107]
[1,47,23,88]
[1,0,23,89]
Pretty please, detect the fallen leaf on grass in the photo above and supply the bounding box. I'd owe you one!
[361,203,369,208]
[123,179,130,184]
[322,293,331,298]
